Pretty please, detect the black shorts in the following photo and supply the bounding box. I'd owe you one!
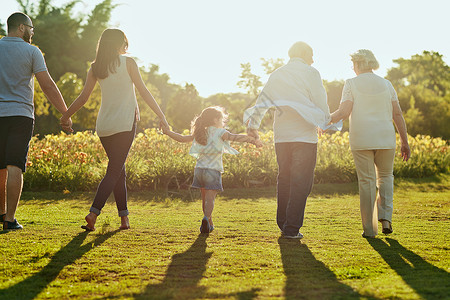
[0,116,34,172]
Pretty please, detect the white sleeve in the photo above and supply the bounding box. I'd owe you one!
[386,80,399,102]
[340,80,353,103]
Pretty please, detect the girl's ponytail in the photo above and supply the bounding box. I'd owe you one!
[192,115,208,145]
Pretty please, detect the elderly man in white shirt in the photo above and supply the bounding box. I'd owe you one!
[245,41,330,239]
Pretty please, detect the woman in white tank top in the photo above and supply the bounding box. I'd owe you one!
[61,29,169,231]
[330,49,410,238]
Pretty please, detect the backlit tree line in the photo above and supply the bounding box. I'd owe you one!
[1,0,449,139]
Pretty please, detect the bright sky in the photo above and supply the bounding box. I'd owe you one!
[1,0,449,97]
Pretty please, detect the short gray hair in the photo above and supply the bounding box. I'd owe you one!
[288,41,313,59]
[350,49,379,71]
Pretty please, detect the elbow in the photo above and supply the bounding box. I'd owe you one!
[342,111,351,120]
[393,111,403,118]
[40,82,56,95]
[392,112,403,123]
[332,109,349,122]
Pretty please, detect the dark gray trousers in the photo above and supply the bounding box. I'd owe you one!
[275,142,317,235]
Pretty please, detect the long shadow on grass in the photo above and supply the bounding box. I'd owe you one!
[134,234,212,299]
[278,238,363,300]
[0,229,118,300]
[218,183,359,202]
[368,238,450,299]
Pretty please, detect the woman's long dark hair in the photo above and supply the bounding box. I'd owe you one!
[191,107,227,145]
[91,29,128,79]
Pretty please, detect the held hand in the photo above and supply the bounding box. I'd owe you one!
[159,117,169,130]
[160,122,170,134]
[60,116,73,133]
[247,128,259,140]
[253,139,263,148]
[247,135,263,148]
[159,118,170,134]
[401,143,411,162]
[317,128,325,137]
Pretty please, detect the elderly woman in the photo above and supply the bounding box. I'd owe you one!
[330,49,410,238]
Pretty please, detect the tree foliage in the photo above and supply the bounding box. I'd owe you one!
[0,21,6,36]
[237,62,263,98]
[386,51,450,139]
[17,0,116,80]
[166,83,202,132]
[3,2,447,139]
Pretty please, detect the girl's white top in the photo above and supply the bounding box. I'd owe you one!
[96,55,140,137]
[342,73,398,150]
[189,127,239,172]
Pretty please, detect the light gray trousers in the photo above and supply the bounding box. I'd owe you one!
[352,149,395,236]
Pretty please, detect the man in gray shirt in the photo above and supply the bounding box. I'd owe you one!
[0,12,72,230]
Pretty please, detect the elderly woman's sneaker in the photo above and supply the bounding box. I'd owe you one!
[382,221,393,234]
[3,219,23,230]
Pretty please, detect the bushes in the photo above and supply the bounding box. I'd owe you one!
[23,130,449,191]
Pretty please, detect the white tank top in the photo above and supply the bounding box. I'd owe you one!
[349,77,396,150]
[96,55,139,137]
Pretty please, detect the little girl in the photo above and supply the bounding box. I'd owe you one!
[162,106,262,233]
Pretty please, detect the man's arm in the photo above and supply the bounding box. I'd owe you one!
[246,127,260,140]
[35,70,72,131]
[35,71,67,114]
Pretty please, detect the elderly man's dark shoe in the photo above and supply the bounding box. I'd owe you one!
[3,219,23,230]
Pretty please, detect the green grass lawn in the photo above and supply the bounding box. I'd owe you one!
[0,175,449,299]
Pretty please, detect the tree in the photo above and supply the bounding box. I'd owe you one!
[166,84,203,131]
[237,63,263,98]
[323,80,347,131]
[139,64,180,112]
[17,0,116,80]
[0,20,6,36]
[323,80,344,113]
[261,58,284,74]
[386,51,450,139]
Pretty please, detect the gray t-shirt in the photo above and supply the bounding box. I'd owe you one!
[0,36,47,119]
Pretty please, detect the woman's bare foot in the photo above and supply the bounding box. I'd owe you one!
[119,216,130,230]
[82,212,97,231]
